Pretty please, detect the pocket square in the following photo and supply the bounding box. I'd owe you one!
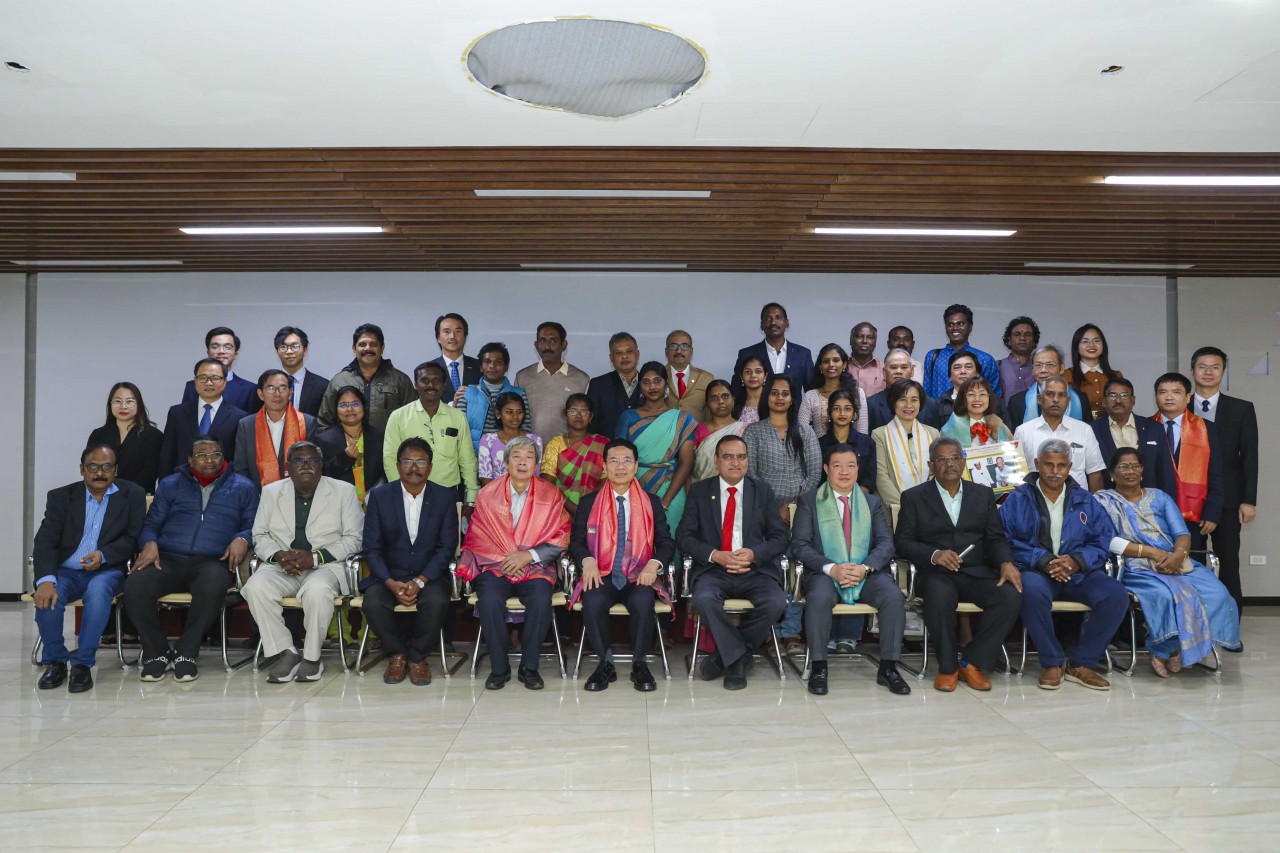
[1145,440,1157,445]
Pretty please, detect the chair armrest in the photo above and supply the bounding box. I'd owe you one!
[235,556,260,591]
[1189,550,1219,575]
[681,554,693,598]
[448,561,462,601]
[667,559,680,599]
[792,559,807,603]
[343,554,364,596]
[906,560,918,601]
[561,553,578,596]
[555,551,571,593]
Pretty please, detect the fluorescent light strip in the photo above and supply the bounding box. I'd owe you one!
[1024,262,1194,270]
[0,171,76,181]
[814,227,1016,237]
[180,226,383,235]
[477,189,710,199]
[10,259,183,267]
[521,263,688,270]
[1104,175,1280,187]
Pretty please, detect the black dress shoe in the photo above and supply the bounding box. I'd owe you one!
[877,666,912,695]
[68,663,94,694]
[38,661,67,690]
[485,671,511,690]
[807,661,829,696]
[585,662,617,692]
[518,666,544,690]
[723,656,748,691]
[631,663,657,692]
[700,652,725,681]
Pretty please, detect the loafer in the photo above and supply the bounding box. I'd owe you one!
[1038,665,1064,690]
[585,662,617,692]
[67,663,94,694]
[807,661,829,696]
[517,666,544,690]
[877,666,912,695]
[383,654,408,684]
[38,661,67,690]
[630,663,657,692]
[933,670,958,692]
[1064,664,1110,691]
[266,649,303,684]
[723,656,748,691]
[485,670,511,690]
[957,662,992,691]
[700,652,725,682]
[408,659,432,686]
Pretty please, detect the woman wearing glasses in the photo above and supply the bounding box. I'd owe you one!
[1063,324,1124,420]
[312,385,385,506]
[86,382,164,494]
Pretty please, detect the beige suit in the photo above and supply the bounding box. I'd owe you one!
[667,365,716,420]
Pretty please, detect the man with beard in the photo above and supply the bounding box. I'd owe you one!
[317,323,415,430]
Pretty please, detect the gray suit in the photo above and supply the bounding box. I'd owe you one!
[233,412,318,488]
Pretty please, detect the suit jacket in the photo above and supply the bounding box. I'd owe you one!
[182,373,261,414]
[295,370,329,418]
[871,421,940,508]
[675,474,790,587]
[731,340,814,397]
[32,480,147,581]
[667,365,716,420]
[865,389,894,432]
[431,354,481,403]
[894,479,1014,580]
[1198,395,1259,509]
[361,480,459,588]
[1091,414,1178,500]
[1155,412,1226,524]
[232,412,319,488]
[587,371,645,439]
[312,424,386,493]
[251,476,364,594]
[569,489,676,572]
[789,488,895,573]
[159,399,247,477]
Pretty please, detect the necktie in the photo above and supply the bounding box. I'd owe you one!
[721,486,738,552]
[1165,419,1177,454]
[612,495,627,589]
[1201,399,1210,413]
[676,371,687,398]
[839,495,852,556]
[449,360,461,392]
[199,403,212,434]
[288,374,297,406]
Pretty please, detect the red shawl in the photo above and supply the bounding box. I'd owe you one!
[457,475,570,584]
[568,480,669,607]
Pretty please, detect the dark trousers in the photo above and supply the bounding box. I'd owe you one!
[360,581,450,662]
[123,554,232,660]
[581,581,657,664]
[690,568,787,668]
[1199,511,1244,614]
[35,568,124,667]
[473,572,553,674]
[804,570,905,663]
[1021,570,1129,669]
[919,568,1021,673]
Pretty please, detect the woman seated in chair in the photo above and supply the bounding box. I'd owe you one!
[1095,447,1242,676]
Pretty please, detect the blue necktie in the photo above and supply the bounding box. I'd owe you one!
[199,403,212,434]
[449,360,461,392]
[612,495,627,589]
[1165,419,1177,454]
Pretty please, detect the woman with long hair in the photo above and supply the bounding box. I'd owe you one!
[797,343,869,436]
[477,391,542,486]
[732,355,767,425]
[693,379,744,482]
[312,385,385,504]
[940,376,1012,449]
[616,362,698,533]
[540,393,608,518]
[1063,324,1123,420]
[85,382,164,493]
[818,389,876,494]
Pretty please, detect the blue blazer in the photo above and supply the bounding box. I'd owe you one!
[1091,414,1178,501]
[182,373,261,414]
[361,481,458,588]
[1000,475,1115,577]
[731,340,814,397]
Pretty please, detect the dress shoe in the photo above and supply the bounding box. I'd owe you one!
[807,661,829,695]
[1064,664,1110,691]
[1038,665,1064,690]
[518,666,544,690]
[485,670,511,690]
[957,662,992,691]
[585,662,617,691]
[877,666,912,695]
[630,663,657,692]
[933,670,958,692]
[382,653,408,684]
[38,661,67,690]
[700,651,725,681]
[723,656,748,691]
[408,658,432,686]
[68,664,94,694]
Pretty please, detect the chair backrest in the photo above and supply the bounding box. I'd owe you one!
[887,503,900,532]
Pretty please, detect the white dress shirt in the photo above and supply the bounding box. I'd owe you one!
[1193,392,1220,422]
[509,483,541,563]
[288,367,308,410]
[766,342,788,375]
[717,477,745,552]
[196,396,223,427]
[265,411,286,454]
[401,483,424,544]
[1014,415,1105,489]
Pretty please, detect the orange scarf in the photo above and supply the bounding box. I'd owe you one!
[1157,410,1210,522]
[255,406,306,487]
[457,475,571,584]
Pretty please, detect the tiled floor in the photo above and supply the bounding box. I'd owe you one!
[2,603,1278,852]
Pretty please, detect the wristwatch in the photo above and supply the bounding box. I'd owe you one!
[414,577,426,589]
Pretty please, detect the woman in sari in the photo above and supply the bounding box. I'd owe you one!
[872,379,939,507]
[693,379,744,482]
[1096,447,1241,676]
[540,393,608,517]
[797,343,870,436]
[615,362,698,534]
[941,377,1012,449]
[733,356,767,426]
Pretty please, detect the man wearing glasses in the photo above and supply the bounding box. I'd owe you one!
[233,370,318,489]
[242,441,363,683]
[1091,377,1177,497]
[180,326,261,413]
[664,330,716,420]
[273,325,329,417]
[31,445,147,693]
[159,358,247,475]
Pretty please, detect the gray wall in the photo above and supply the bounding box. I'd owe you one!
[1,275,25,589]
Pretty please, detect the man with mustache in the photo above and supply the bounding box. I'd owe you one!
[318,323,415,431]
[732,303,815,396]
[515,321,590,442]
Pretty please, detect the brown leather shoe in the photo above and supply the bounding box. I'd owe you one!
[933,670,958,692]
[1038,665,1063,690]
[957,662,992,691]
[1065,664,1110,691]
[383,653,408,684]
[408,658,432,686]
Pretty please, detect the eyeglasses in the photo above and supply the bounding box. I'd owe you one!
[1079,338,1102,346]
[933,455,964,465]
[565,408,591,417]
[195,374,226,384]
[83,463,117,474]
[208,343,237,353]
[718,453,748,462]
[111,398,136,406]
[261,385,291,395]
[192,451,224,462]
[965,391,990,399]
[1104,392,1132,400]
[398,458,431,469]
[666,342,692,351]
[337,401,363,411]
[606,457,636,467]
[289,458,321,469]
[1113,462,1144,472]
[277,343,304,353]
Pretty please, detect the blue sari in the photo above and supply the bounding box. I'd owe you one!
[617,407,697,535]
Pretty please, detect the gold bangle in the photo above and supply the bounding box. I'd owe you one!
[1137,544,1144,558]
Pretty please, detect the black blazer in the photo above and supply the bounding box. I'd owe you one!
[295,370,329,418]
[312,424,386,493]
[1091,414,1178,500]
[586,371,645,440]
[789,488,895,572]
[1158,415,1226,525]
[182,373,262,414]
[569,489,676,571]
[894,480,1013,580]
[159,399,247,477]
[865,389,894,432]
[731,340,814,397]
[817,430,877,494]
[32,480,147,581]
[676,474,790,587]
[85,423,164,494]
[1200,395,1259,509]
[361,480,459,588]
[431,354,481,402]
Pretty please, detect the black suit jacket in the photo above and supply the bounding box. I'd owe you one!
[312,424,386,493]
[159,399,247,477]
[731,340,814,397]
[587,371,645,440]
[1199,395,1259,509]
[865,389,894,432]
[789,488,894,572]
[676,475,790,587]
[569,489,676,572]
[1091,414,1178,499]
[182,373,261,413]
[295,370,329,417]
[894,480,1014,580]
[361,481,459,588]
[85,423,164,494]
[32,480,147,581]
[431,354,481,403]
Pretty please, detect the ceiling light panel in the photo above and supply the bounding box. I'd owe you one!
[814,227,1016,237]
[180,226,384,235]
[0,171,76,181]
[476,189,709,198]
[1104,175,1280,186]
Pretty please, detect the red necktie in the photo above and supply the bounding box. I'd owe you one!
[839,494,852,554]
[677,371,687,398]
[721,486,738,552]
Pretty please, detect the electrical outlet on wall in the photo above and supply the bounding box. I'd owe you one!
[1250,555,1267,566]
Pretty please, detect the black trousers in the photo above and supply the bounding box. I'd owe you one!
[360,581,450,662]
[123,554,232,660]
[581,580,658,664]
[1198,510,1244,615]
[473,572,553,674]
[918,568,1021,674]
[690,569,787,668]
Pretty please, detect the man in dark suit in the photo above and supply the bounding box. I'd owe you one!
[360,438,459,686]
[865,348,917,431]
[233,370,319,489]
[676,434,789,690]
[586,331,644,439]
[432,312,481,404]
[792,444,910,696]
[160,358,247,475]
[1191,347,1259,617]
[731,303,814,396]
[274,326,328,417]
[894,436,1023,693]
[180,326,261,413]
[1091,377,1176,498]
[31,445,147,692]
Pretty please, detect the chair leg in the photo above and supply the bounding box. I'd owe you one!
[1019,626,1030,676]
[687,613,702,680]
[355,622,369,676]
[572,623,587,680]
[438,629,467,677]
[30,636,41,667]
[655,613,671,680]
[768,629,786,680]
[469,621,484,679]
[550,616,567,679]
[224,607,254,671]
[114,601,129,669]
[252,639,264,673]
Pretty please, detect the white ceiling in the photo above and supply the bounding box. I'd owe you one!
[2,1,1278,151]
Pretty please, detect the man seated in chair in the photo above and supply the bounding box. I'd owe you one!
[676,434,789,691]
[242,441,363,684]
[791,443,910,696]
[457,436,571,690]
[361,438,459,686]
[32,445,147,693]
[1000,438,1128,691]
[570,438,674,693]
[124,435,258,682]
[894,436,1023,693]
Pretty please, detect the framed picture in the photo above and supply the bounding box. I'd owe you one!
[962,440,1026,494]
